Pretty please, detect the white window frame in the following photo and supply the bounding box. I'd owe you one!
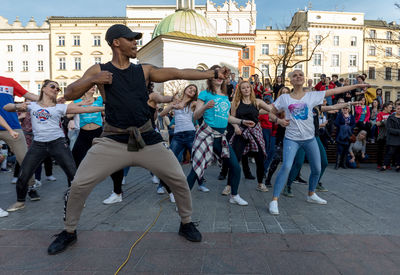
[313,53,322,66]
[261,44,269,55]
[332,54,339,67]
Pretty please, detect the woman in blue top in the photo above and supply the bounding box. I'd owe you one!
[187,65,255,206]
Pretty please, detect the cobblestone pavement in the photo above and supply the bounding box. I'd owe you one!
[0,162,399,274]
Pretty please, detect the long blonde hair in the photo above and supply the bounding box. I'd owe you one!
[232,80,257,108]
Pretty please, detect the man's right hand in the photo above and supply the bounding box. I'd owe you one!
[93,71,113,85]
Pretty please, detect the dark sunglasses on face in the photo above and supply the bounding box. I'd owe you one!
[49,84,60,91]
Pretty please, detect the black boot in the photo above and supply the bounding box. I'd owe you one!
[340,153,347,169]
[265,169,273,187]
[334,155,340,170]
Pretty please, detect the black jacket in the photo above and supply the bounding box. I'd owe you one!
[386,114,400,146]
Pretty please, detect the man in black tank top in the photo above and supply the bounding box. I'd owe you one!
[48,24,232,255]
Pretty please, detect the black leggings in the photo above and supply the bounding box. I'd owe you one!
[72,127,124,195]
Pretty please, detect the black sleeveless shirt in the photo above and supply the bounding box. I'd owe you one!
[236,101,259,124]
[99,62,163,145]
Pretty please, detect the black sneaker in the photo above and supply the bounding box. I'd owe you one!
[178,222,202,242]
[244,174,256,180]
[218,174,226,180]
[28,189,40,201]
[294,176,307,184]
[48,230,77,255]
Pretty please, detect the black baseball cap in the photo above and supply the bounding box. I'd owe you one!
[321,74,326,78]
[105,24,142,45]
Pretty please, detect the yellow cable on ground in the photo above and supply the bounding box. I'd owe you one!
[114,197,169,275]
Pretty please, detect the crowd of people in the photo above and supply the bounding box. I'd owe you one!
[0,24,399,255]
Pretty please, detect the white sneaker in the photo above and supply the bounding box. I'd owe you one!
[197,185,210,192]
[122,177,126,185]
[306,193,327,205]
[0,208,8,217]
[269,200,279,215]
[33,179,42,188]
[152,175,160,184]
[229,194,248,206]
[251,157,255,163]
[11,177,17,184]
[46,175,57,181]
[157,186,165,194]
[169,193,175,203]
[102,192,122,205]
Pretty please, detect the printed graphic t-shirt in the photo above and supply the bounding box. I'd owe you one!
[273,91,325,141]
[28,102,68,142]
[198,90,231,129]
[74,96,103,128]
[0,76,28,130]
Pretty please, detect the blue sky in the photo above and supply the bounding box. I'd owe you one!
[0,0,398,28]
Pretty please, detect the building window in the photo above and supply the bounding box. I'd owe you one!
[38,44,43,52]
[59,57,66,70]
[397,91,400,100]
[137,39,143,46]
[261,44,269,55]
[59,82,67,94]
[93,35,101,46]
[22,45,28,52]
[242,66,250,78]
[242,48,249,59]
[38,61,43,72]
[73,35,80,46]
[332,54,339,67]
[349,74,357,85]
[313,73,321,85]
[277,64,283,76]
[315,35,322,44]
[333,36,339,46]
[369,30,376,38]
[261,64,269,77]
[7,45,12,52]
[58,36,65,46]
[368,46,376,56]
[349,55,357,67]
[7,61,13,72]
[368,67,375,80]
[278,44,285,55]
[22,61,28,72]
[398,69,400,81]
[294,63,303,70]
[295,45,302,56]
[387,31,392,40]
[74,57,81,70]
[37,83,41,94]
[386,47,392,57]
[313,53,321,66]
[385,67,392,80]
[385,91,391,103]
[350,36,357,46]
[94,57,101,64]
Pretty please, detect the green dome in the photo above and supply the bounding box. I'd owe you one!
[152,9,217,39]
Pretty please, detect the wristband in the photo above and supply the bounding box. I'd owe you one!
[214,69,219,79]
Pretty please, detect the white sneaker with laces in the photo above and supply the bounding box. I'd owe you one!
[11,177,17,184]
[157,186,165,194]
[152,175,160,184]
[306,193,327,204]
[197,185,210,192]
[122,177,126,185]
[102,192,122,205]
[33,179,42,188]
[46,175,57,181]
[269,200,279,215]
[169,193,175,203]
[229,194,248,206]
[0,208,8,217]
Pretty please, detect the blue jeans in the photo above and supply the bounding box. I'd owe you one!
[170,131,196,160]
[325,96,333,106]
[187,137,241,195]
[273,137,321,198]
[262,128,276,172]
[287,136,328,187]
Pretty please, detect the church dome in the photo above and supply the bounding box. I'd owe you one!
[152,9,217,39]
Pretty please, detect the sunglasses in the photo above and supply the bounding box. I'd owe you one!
[49,84,61,92]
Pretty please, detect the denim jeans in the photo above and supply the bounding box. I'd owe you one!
[262,128,276,172]
[273,137,321,198]
[287,136,328,188]
[16,137,76,202]
[187,137,241,195]
[170,131,196,159]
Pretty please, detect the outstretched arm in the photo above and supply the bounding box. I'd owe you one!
[66,104,104,114]
[3,103,29,113]
[142,65,230,84]
[321,101,358,112]
[325,84,369,97]
[64,64,111,100]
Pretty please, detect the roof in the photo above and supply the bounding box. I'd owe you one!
[162,31,243,47]
[364,20,400,30]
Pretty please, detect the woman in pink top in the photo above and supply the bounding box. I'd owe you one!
[354,96,371,139]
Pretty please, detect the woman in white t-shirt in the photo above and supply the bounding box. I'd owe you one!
[4,80,104,212]
[268,70,368,215]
